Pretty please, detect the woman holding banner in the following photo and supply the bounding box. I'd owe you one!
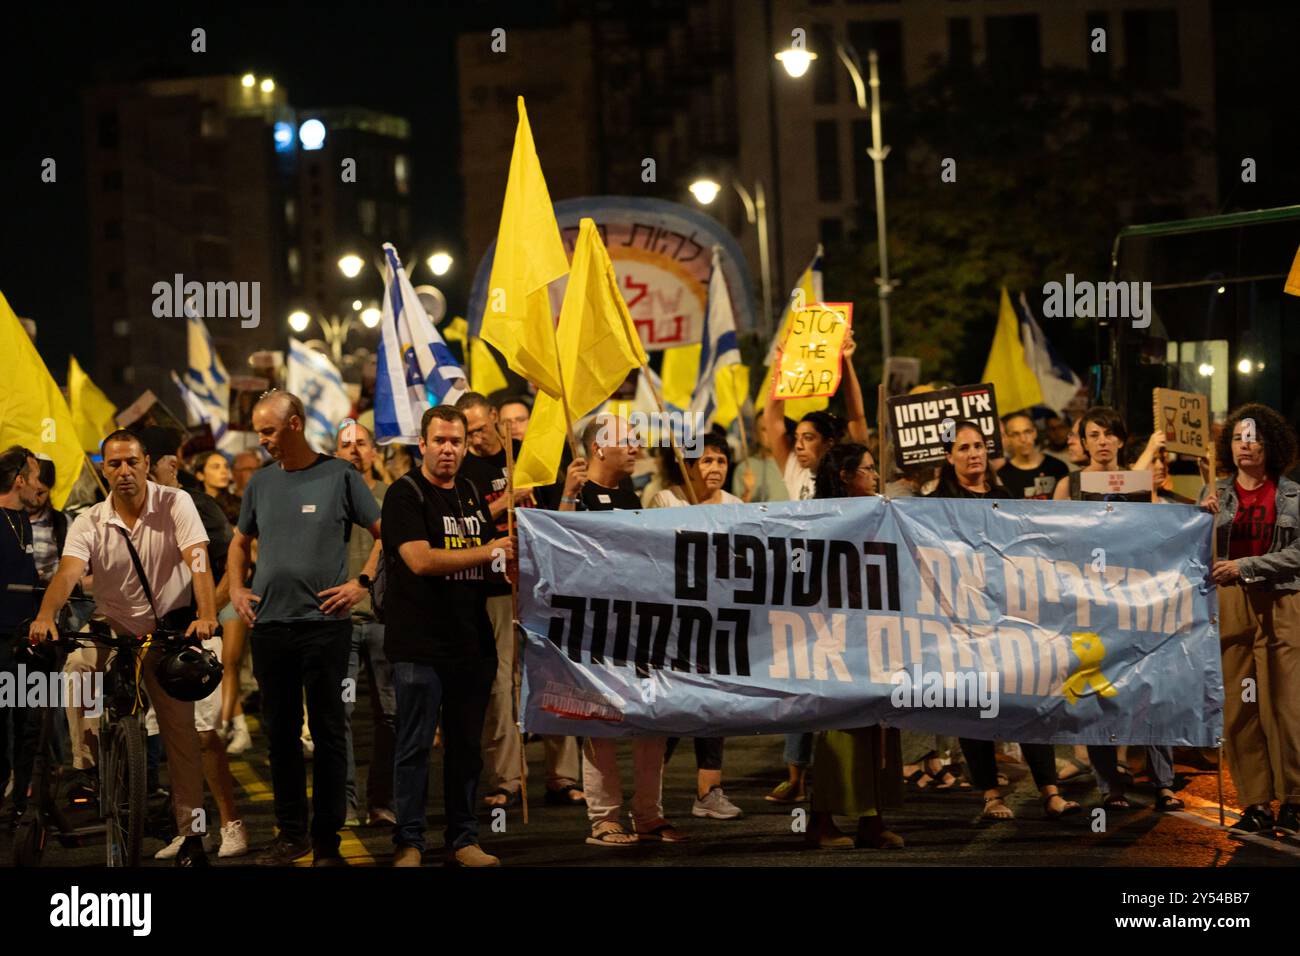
[1202,403,1300,836]
[927,420,1082,821]
[651,433,745,821]
[801,442,904,849]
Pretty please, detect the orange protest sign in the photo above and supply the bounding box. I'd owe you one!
[770,302,852,401]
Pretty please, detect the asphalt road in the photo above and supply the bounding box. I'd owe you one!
[6,703,1298,869]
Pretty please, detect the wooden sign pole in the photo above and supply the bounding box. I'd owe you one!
[499,422,528,825]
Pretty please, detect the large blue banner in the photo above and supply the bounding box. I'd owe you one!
[518,498,1223,745]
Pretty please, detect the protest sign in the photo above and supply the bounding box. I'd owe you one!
[770,302,852,401]
[1154,388,1210,457]
[886,382,1002,469]
[883,356,921,397]
[517,497,1220,745]
[1079,470,1153,497]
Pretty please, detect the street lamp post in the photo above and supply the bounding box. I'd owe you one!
[780,40,894,361]
[288,307,381,368]
[689,178,774,338]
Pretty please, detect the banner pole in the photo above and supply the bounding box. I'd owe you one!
[499,422,528,825]
[640,359,698,504]
[1207,427,1224,827]
[1151,390,1160,503]
[877,383,891,494]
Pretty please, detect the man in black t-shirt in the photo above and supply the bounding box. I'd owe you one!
[563,416,688,848]
[382,404,514,868]
[456,393,585,810]
[998,412,1069,500]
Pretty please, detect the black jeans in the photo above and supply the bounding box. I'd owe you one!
[392,655,495,852]
[960,739,1058,791]
[251,619,352,853]
[664,736,724,771]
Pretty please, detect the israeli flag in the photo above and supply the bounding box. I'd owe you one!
[286,339,353,454]
[373,243,467,444]
[689,246,741,424]
[1016,291,1082,414]
[171,310,231,445]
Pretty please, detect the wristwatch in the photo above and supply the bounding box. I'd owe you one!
[358,573,371,588]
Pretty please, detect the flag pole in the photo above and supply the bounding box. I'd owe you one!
[639,359,698,504]
[499,421,528,825]
[733,403,750,466]
[83,452,108,498]
[1151,390,1161,504]
[877,383,891,494]
[545,316,583,462]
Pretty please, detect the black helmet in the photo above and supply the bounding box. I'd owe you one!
[155,645,224,701]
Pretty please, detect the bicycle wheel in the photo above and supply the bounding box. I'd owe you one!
[103,715,147,867]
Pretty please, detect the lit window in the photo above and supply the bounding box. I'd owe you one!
[394,154,410,195]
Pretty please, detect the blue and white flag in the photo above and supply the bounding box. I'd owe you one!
[1016,291,1082,414]
[689,246,741,425]
[373,243,467,444]
[286,338,353,454]
[171,311,231,446]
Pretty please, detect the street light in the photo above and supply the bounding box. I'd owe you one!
[288,310,311,333]
[337,254,364,279]
[240,74,256,89]
[782,39,895,361]
[775,48,817,79]
[689,177,774,338]
[361,307,382,329]
[427,251,453,277]
[260,78,275,93]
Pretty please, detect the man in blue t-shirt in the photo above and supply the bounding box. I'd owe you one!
[228,391,382,866]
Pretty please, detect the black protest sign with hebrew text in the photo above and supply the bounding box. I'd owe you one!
[887,383,1002,469]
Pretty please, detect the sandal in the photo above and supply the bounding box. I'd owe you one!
[1042,793,1083,819]
[481,788,520,810]
[1056,756,1094,787]
[1154,792,1185,812]
[996,773,1010,788]
[1102,792,1132,811]
[764,780,807,804]
[585,821,638,848]
[932,766,971,791]
[980,796,1015,821]
[634,820,691,843]
[544,785,586,807]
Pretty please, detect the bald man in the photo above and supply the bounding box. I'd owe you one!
[227,390,382,866]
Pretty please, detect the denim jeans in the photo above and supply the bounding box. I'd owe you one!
[344,619,396,815]
[784,732,813,767]
[250,619,352,854]
[392,657,495,852]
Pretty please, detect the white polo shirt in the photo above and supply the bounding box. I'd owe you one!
[63,481,209,635]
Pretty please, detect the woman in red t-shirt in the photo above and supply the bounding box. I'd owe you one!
[1203,403,1300,836]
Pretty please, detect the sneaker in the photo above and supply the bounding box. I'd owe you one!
[1275,804,1299,837]
[255,834,311,866]
[450,843,500,867]
[226,716,252,756]
[367,807,397,826]
[154,835,186,860]
[218,820,248,858]
[392,845,422,867]
[692,786,743,819]
[1230,804,1275,834]
[175,836,210,867]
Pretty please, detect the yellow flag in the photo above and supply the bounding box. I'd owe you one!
[1286,244,1300,297]
[481,97,570,398]
[756,248,828,420]
[713,363,751,429]
[660,344,700,410]
[68,355,118,453]
[442,316,468,350]
[0,291,84,508]
[980,287,1043,415]
[469,337,508,396]
[515,219,648,488]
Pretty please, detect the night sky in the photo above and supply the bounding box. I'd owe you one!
[1,1,559,374]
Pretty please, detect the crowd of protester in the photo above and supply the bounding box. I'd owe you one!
[2,369,1298,866]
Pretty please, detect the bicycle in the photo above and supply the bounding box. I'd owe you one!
[8,584,207,867]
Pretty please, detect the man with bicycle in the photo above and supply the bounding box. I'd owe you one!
[28,429,219,867]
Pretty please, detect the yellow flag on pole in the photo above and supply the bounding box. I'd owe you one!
[1286,244,1300,297]
[756,247,827,419]
[480,96,570,398]
[469,338,509,396]
[713,363,751,429]
[980,287,1043,415]
[68,355,118,453]
[0,291,84,508]
[515,219,648,488]
[660,344,700,410]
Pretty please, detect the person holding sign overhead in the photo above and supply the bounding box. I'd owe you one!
[1201,404,1300,836]
[763,338,868,502]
